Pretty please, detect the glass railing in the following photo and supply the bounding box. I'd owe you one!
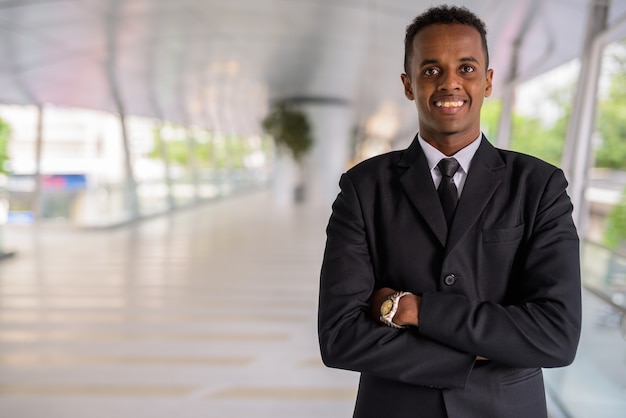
[544,240,626,418]
[5,168,269,228]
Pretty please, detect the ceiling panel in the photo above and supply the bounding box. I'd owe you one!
[0,0,624,138]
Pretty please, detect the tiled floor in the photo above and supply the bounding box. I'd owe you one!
[0,191,358,418]
[2,190,625,418]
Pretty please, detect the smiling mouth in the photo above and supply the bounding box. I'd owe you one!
[434,100,465,108]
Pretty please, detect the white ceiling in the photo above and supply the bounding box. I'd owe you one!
[0,0,625,139]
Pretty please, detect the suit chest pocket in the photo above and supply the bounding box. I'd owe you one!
[483,224,524,243]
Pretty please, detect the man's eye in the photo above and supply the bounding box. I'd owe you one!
[424,68,439,76]
[462,65,475,73]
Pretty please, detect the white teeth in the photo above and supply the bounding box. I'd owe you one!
[436,101,464,108]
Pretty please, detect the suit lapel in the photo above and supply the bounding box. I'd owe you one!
[446,137,505,253]
[397,137,448,246]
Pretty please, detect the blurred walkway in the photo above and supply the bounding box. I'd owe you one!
[0,191,358,418]
[2,190,625,418]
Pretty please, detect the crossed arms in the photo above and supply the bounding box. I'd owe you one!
[318,168,582,389]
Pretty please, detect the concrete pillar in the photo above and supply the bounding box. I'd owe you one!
[155,122,175,210]
[271,151,299,205]
[186,128,200,203]
[300,99,353,207]
[561,0,610,233]
[117,112,139,219]
[32,104,44,220]
[495,33,522,150]
[495,82,516,150]
[106,0,139,219]
[495,0,539,150]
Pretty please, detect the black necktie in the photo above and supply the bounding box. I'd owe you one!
[437,158,460,226]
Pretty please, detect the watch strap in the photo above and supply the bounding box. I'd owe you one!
[380,291,411,328]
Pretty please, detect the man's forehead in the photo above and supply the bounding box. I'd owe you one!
[411,24,485,61]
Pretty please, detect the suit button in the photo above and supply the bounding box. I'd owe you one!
[444,274,457,286]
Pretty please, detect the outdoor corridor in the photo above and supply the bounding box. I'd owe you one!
[0,190,624,418]
[0,191,358,418]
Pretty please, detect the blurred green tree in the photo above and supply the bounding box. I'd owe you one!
[595,41,626,170]
[0,117,11,174]
[480,89,572,167]
[261,104,313,162]
[604,188,626,250]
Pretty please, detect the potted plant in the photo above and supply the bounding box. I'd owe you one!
[262,103,313,202]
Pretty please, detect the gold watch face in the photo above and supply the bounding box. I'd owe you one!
[380,299,394,316]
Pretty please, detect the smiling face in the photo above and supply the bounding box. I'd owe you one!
[401,23,493,155]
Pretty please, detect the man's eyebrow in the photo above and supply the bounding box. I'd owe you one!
[460,56,480,64]
[418,56,480,67]
[418,59,439,67]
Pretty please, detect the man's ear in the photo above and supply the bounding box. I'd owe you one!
[484,69,494,98]
[401,74,414,100]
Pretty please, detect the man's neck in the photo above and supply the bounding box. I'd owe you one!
[421,132,480,156]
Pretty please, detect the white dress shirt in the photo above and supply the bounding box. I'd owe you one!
[417,133,482,197]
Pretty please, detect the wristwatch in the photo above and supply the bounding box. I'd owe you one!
[379,291,411,328]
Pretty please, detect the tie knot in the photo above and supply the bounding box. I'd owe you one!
[437,158,460,178]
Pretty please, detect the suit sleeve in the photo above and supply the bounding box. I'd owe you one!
[418,168,582,368]
[318,173,476,389]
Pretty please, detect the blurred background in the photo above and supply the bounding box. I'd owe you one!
[0,0,625,417]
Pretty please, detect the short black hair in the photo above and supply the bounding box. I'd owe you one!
[404,5,489,75]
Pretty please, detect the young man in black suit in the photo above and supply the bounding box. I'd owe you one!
[318,5,581,418]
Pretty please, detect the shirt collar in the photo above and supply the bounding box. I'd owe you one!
[417,132,482,174]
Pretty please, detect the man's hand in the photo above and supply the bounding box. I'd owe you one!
[370,287,421,327]
[371,288,488,360]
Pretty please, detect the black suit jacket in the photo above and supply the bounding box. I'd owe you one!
[318,136,581,418]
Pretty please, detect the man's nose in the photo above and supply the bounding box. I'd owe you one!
[437,71,461,90]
